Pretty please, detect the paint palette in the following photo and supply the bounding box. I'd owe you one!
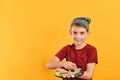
[55,68,84,78]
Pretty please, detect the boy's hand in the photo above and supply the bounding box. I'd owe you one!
[61,61,77,70]
[56,67,68,74]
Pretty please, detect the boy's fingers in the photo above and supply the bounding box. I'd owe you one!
[71,63,77,68]
[68,64,77,70]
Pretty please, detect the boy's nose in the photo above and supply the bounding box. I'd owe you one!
[76,34,81,39]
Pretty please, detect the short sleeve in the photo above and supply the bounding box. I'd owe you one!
[55,46,67,61]
[87,47,98,64]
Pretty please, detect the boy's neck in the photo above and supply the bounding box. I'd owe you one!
[74,43,87,50]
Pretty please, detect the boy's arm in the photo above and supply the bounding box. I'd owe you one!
[79,63,96,80]
[46,56,62,69]
[46,56,77,70]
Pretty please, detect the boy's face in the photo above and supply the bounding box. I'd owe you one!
[70,25,90,46]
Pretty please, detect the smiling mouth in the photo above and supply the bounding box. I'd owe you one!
[75,40,81,42]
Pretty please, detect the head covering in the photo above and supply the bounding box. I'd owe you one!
[71,17,91,31]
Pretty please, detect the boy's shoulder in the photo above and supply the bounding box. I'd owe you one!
[87,44,96,48]
[86,44,97,52]
[64,44,74,48]
[61,44,74,50]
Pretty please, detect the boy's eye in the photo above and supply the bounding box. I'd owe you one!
[73,31,77,34]
[80,32,85,35]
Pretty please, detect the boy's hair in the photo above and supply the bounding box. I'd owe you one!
[71,17,91,31]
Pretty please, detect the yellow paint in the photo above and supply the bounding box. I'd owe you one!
[0,0,120,80]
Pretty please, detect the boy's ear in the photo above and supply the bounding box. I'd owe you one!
[87,31,90,36]
[69,30,72,35]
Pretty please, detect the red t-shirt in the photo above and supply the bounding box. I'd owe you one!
[55,44,98,80]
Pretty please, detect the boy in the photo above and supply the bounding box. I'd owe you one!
[46,17,98,80]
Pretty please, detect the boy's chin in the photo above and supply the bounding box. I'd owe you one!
[74,42,82,45]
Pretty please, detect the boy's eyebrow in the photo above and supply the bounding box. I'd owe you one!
[73,31,77,33]
[80,32,85,34]
[72,30,76,32]
[80,31,85,33]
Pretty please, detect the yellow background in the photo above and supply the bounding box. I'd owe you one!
[0,0,120,80]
